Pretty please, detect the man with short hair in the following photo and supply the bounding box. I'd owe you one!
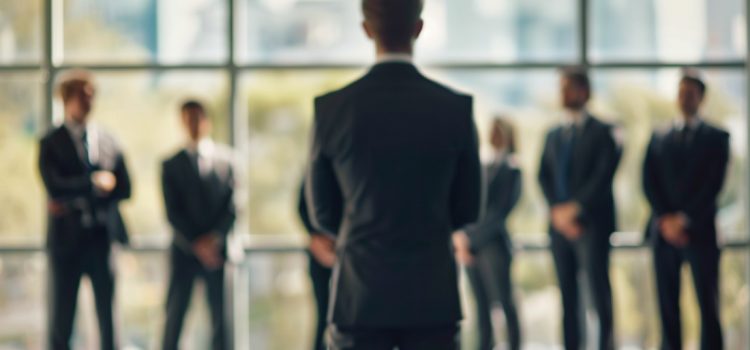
[305,0,482,349]
[643,75,729,349]
[161,100,236,350]
[39,70,132,350]
[538,68,622,350]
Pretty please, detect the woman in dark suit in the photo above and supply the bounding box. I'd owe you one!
[455,117,522,350]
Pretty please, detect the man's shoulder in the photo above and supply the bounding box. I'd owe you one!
[586,114,616,130]
[421,75,472,100]
[314,73,371,105]
[41,125,67,143]
[162,149,187,169]
[315,70,471,106]
[701,121,730,140]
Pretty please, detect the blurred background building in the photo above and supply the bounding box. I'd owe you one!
[0,0,748,349]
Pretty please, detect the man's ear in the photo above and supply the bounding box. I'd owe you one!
[362,21,375,40]
[413,19,424,40]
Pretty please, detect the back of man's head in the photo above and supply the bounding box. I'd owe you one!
[362,0,424,52]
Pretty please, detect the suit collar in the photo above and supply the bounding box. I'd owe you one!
[367,61,421,79]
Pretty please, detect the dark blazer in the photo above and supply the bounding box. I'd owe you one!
[161,145,236,254]
[39,125,131,254]
[642,121,730,245]
[538,115,622,236]
[305,62,482,328]
[298,182,320,236]
[464,156,522,253]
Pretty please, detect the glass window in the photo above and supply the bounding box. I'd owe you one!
[236,0,579,64]
[242,252,314,349]
[590,0,746,62]
[0,253,46,349]
[236,0,369,64]
[51,71,230,241]
[238,69,364,236]
[0,0,42,63]
[418,0,579,63]
[61,0,227,64]
[0,73,44,244]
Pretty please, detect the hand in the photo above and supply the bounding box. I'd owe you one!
[192,234,224,270]
[552,202,583,241]
[452,231,474,266]
[659,214,689,247]
[47,200,67,217]
[92,171,117,193]
[309,234,337,268]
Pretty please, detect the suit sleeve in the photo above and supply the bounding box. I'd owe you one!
[537,132,557,206]
[298,181,317,234]
[683,133,730,220]
[212,162,237,237]
[642,134,670,216]
[305,98,344,237]
[108,152,132,202]
[162,161,198,245]
[449,97,482,230]
[38,137,94,199]
[572,125,621,213]
[466,167,522,250]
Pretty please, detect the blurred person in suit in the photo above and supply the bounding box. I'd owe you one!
[305,0,482,348]
[298,181,335,350]
[538,68,622,350]
[454,117,522,350]
[161,100,236,350]
[39,70,132,350]
[643,74,729,350]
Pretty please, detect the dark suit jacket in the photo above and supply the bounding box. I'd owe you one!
[464,157,521,253]
[39,125,131,255]
[161,145,236,255]
[538,115,622,236]
[305,62,482,328]
[642,122,730,246]
[298,182,321,236]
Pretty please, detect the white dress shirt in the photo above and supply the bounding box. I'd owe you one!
[187,138,215,177]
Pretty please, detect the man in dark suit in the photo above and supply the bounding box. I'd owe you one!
[298,181,335,350]
[39,70,132,350]
[161,100,236,350]
[304,1,482,349]
[643,75,729,350]
[538,68,622,350]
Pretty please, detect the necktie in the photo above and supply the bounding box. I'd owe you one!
[555,125,577,202]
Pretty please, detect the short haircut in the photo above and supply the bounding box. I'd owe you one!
[560,67,591,94]
[362,0,424,50]
[681,75,707,97]
[180,99,207,117]
[57,70,95,103]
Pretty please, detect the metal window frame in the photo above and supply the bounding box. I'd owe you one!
[0,0,734,242]
[0,0,745,347]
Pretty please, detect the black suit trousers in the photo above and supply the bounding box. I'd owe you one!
[162,246,226,350]
[550,231,613,350]
[465,243,520,350]
[308,252,332,350]
[327,324,460,350]
[48,228,116,350]
[653,236,722,350]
